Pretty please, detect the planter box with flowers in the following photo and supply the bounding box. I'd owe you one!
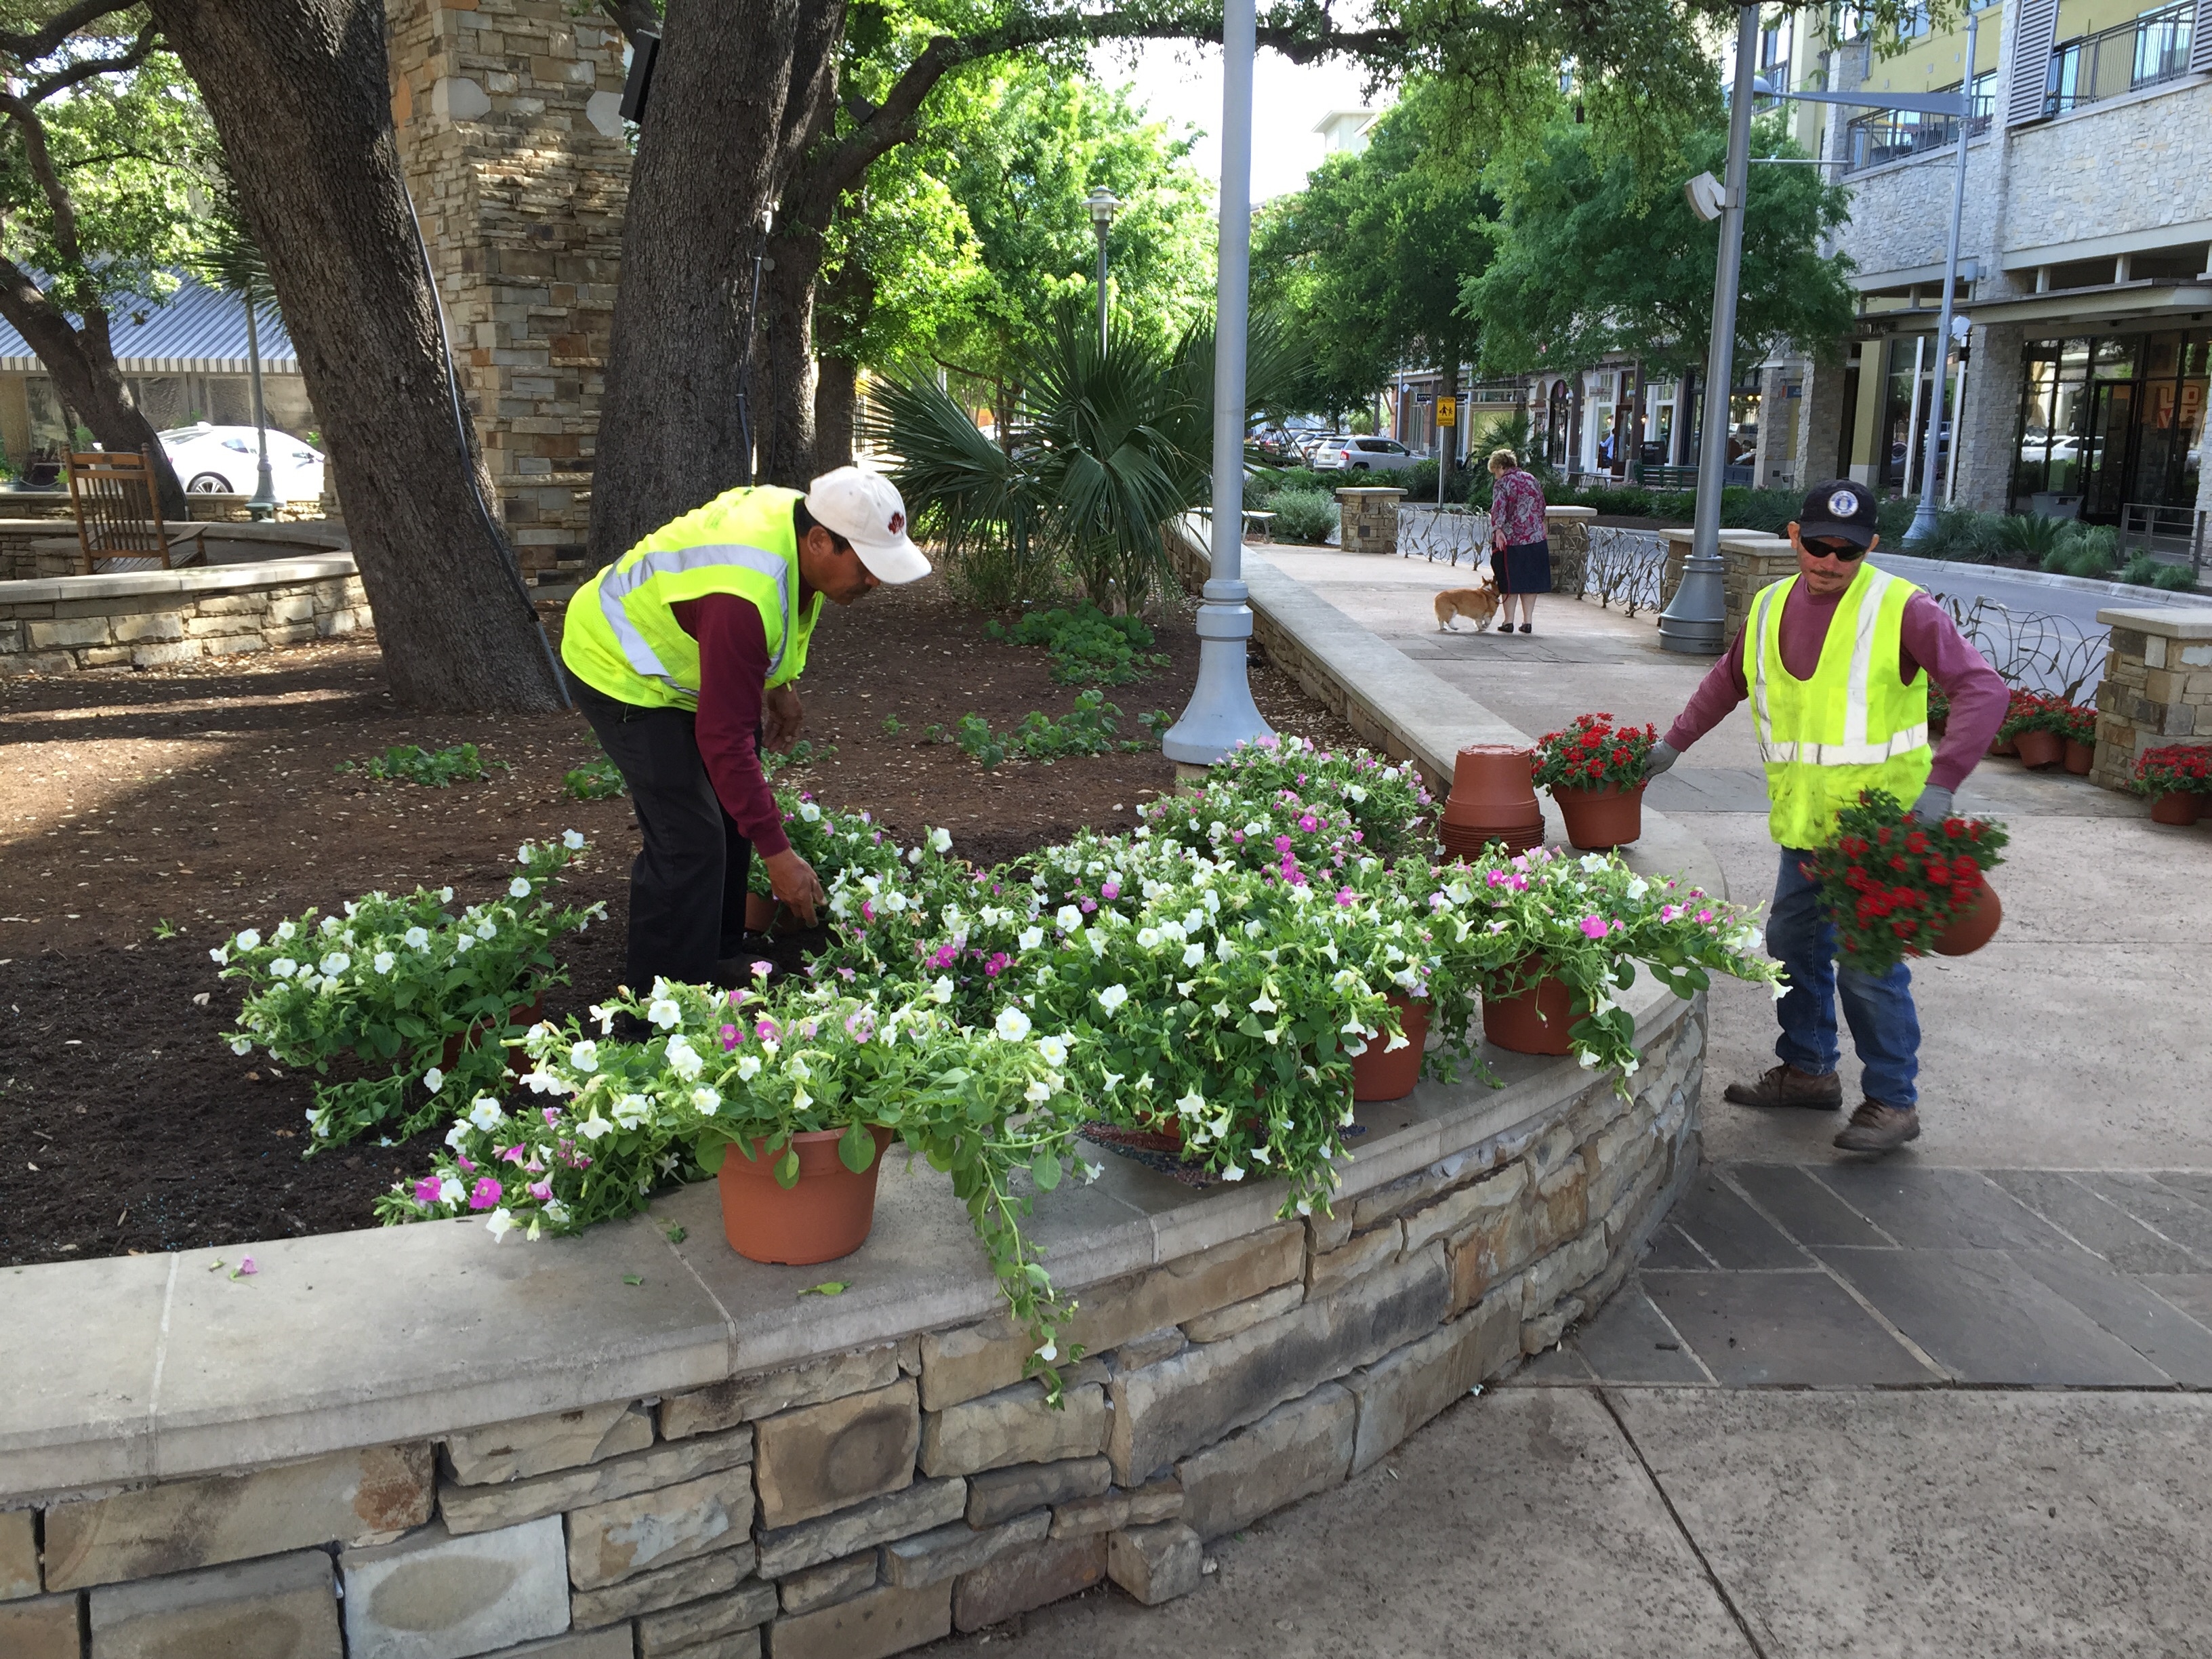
[2132,743,2212,825]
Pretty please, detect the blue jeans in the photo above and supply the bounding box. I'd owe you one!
[1769,848,1920,1107]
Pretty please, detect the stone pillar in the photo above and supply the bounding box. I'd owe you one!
[1336,487,1405,554]
[1797,356,1845,488]
[1953,321,2026,514]
[1544,504,1595,594]
[2089,609,2212,790]
[386,0,631,580]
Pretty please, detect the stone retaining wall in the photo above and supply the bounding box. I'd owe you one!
[0,555,370,676]
[2089,607,2212,791]
[0,1002,1706,1658]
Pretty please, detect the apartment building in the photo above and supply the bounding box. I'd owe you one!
[1759,0,2212,544]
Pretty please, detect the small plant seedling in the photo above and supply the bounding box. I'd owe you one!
[152,919,181,940]
[800,1280,851,1298]
[880,715,904,735]
[622,1273,645,1286]
[1139,710,1174,737]
[954,691,1140,769]
[663,1224,687,1244]
[339,743,508,787]
[762,739,836,777]
[564,754,626,800]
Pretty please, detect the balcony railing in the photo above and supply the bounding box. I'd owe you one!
[2045,3,2194,115]
[1841,96,1994,173]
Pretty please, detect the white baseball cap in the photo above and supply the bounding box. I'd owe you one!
[804,466,931,585]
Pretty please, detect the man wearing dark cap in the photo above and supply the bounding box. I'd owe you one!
[1643,481,2009,1153]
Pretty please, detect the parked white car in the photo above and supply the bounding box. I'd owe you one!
[1312,435,1418,472]
[158,423,326,499]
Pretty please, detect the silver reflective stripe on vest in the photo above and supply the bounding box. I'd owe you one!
[1749,570,1923,766]
[597,542,794,695]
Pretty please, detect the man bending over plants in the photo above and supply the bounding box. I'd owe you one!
[562,468,929,999]
[1642,481,2008,1154]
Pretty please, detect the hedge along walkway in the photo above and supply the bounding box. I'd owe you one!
[953,534,2212,1659]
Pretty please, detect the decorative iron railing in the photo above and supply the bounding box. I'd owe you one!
[2044,3,2194,114]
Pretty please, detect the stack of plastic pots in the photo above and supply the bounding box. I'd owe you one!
[1438,743,1544,862]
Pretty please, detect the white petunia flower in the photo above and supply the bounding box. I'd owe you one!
[647,998,682,1030]
[438,1175,466,1204]
[1034,1340,1058,1363]
[1036,1034,1069,1068]
[930,826,952,853]
[562,830,586,849]
[320,951,350,976]
[439,886,454,903]
[403,926,430,950]
[269,957,298,979]
[579,1113,614,1140]
[424,1067,447,1094]
[1019,926,1044,951]
[320,915,342,937]
[274,920,297,943]
[691,1086,721,1115]
[445,1122,469,1149]
[235,929,262,951]
[517,844,533,865]
[476,920,497,941]
[1095,983,1128,1013]
[995,1006,1033,1042]
[735,1054,762,1081]
[1056,905,1083,933]
[1136,927,1162,950]
[1024,1079,1052,1103]
[798,801,822,822]
[467,1096,504,1130]
[1175,1089,1205,1119]
[569,1040,600,1072]
[228,1036,252,1056]
[613,1094,650,1128]
[509,877,532,899]
[373,951,396,975]
[1220,1164,1246,1182]
[485,1207,516,1240]
[932,975,954,1004]
[1249,993,1278,1014]
[1182,943,1206,968]
[664,1035,703,1081]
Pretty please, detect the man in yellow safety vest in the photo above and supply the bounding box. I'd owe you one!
[1643,480,2008,1154]
[562,467,929,994]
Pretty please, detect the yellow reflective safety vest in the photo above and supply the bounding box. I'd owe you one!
[1744,563,1931,848]
[562,485,823,711]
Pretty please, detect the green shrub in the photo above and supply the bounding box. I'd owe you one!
[987,602,1167,685]
[563,749,626,800]
[1401,458,1441,500]
[1996,513,2070,560]
[336,743,509,787]
[950,689,1151,769]
[1261,487,1339,544]
[2152,560,2203,592]
[1908,506,2005,562]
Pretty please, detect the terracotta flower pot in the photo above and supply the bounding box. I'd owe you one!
[1989,734,2018,758]
[1551,779,1647,851]
[2062,738,2094,775]
[745,890,776,933]
[2150,790,2205,826]
[1930,881,2003,956]
[1351,994,1429,1103]
[1440,744,1543,858]
[718,1125,895,1265]
[1928,714,1949,742]
[1481,972,1578,1056]
[438,987,544,1073]
[2013,729,2064,769]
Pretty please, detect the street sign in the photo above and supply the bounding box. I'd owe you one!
[1435,396,1457,426]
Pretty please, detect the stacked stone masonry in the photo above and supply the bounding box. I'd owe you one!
[1335,488,1406,556]
[0,557,371,676]
[386,0,631,580]
[2089,608,2212,792]
[0,1005,1706,1659]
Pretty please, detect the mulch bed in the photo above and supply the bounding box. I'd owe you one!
[0,575,1355,1265]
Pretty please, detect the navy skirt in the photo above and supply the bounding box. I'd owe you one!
[1496,539,1553,594]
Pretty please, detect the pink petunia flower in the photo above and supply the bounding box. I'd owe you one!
[414,1176,442,1204]
[502,1145,527,1164]
[529,1179,553,1202]
[469,1176,504,1210]
[720,1023,741,1051]
[1100,882,1120,900]
[1336,887,1356,907]
[1580,916,1607,939]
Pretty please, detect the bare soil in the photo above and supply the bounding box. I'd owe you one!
[0,575,1354,1265]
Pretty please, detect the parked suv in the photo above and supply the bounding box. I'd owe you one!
[1313,435,1417,472]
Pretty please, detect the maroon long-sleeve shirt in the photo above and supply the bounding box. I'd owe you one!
[1664,575,2009,792]
[670,593,790,858]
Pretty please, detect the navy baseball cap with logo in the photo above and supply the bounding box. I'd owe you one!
[1797,478,1881,548]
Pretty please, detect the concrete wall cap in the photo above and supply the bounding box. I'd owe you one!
[2096,607,2212,640]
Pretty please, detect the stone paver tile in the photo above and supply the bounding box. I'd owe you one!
[2009,1253,2212,1387]
[924,1389,1756,1657]
[1727,1164,1891,1248]
[1666,1174,1809,1270]
[1501,1343,1593,1385]
[1984,1170,2206,1273]
[1612,1389,2212,1659]
[1811,1166,2077,1252]
[1641,1270,1935,1387]
[2138,1275,2212,1330]
[1815,1249,2173,1387]
[1637,1223,1713,1270]
[2074,1174,2212,1261]
[2147,1172,2212,1212]
[1570,1286,1711,1385]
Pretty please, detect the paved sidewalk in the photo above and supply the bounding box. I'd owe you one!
[918,548,2212,1658]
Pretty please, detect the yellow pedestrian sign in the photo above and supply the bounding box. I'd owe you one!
[1435,396,1457,426]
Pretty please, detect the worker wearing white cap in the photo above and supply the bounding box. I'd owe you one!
[562,467,930,992]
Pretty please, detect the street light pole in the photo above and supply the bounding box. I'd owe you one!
[243,293,278,522]
[1658,3,1760,655]
[1904,9,1977,544]
[1163,0,1273,768]
[1086,186,1121,356]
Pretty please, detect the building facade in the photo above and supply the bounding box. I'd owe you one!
[1761,0,2212,546]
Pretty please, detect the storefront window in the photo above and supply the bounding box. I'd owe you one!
[2012,329,2209,518]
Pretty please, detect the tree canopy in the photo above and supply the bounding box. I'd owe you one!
[1464,113,1857,382]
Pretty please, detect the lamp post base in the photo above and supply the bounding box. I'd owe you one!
[1162,579,1275,765]
[1656,554,1728,655]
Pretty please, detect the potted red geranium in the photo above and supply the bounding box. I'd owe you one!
[1927,686,1951,743]
[2132,743,2211,826]
[1997,689,2064,769]
[2058,703,2097,775]
[1802,790,2011,971]
[1532,712,1658,850]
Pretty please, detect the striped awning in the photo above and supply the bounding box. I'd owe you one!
[0,273,300,375]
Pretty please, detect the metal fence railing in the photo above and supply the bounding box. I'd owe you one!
[2116,501,2209,576]
[1843,96,1994,172]
[1928,594,2108,701]
[2045,3,2194,114]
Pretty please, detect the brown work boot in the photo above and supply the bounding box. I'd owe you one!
[1833,1100,1921,1153]
[1723,1063,1843,1111]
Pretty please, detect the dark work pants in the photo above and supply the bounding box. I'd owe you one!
[575,680,752,991]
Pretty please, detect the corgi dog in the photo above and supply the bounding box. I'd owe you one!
[1433,575,1501,633]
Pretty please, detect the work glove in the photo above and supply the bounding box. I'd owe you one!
[1643,740,1681,777]
[1910,785,1955,825]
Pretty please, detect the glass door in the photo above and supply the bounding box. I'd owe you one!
[2080,381,2136,523]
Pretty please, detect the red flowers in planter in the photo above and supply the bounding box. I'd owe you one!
[1531,712,1659,792]
[2132,743,2212,797]
[1801,790,2010,973]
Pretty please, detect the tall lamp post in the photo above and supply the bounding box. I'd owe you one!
[243,293,278,521]
[1163,0,1273,769]
[1086,186,1121,354]
[1658,4,1979,651]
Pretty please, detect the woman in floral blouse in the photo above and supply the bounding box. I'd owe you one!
[1487,449,1550,635]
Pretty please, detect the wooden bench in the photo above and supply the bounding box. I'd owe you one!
[65,447,206,575]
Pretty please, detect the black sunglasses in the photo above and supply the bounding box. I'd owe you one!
[1801,536,1866,561]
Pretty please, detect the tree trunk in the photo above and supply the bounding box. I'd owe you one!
[148,0,562,714]
[0,272,190,518]
[812,255,872,474]
[756,220,823,487]
[590,0,843,562]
